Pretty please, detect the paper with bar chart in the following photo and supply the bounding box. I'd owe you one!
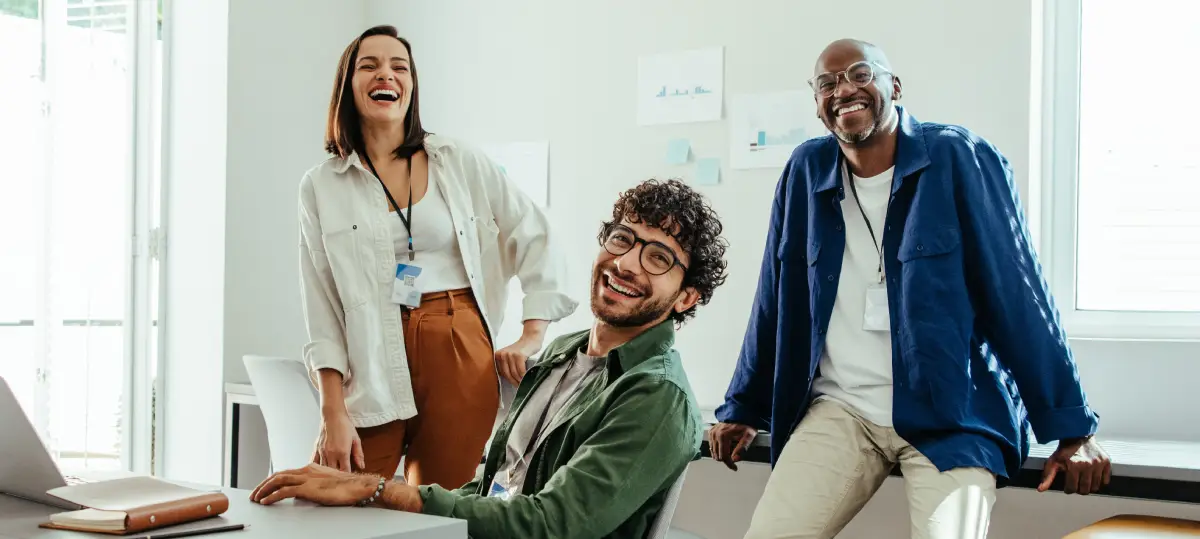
[637,47,724,125]
[729,91,816,169]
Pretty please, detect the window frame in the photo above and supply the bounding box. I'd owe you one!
[1038,0,1200,341]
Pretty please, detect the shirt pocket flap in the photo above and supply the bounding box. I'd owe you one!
[898,226,961,262]
[775,237,817,265]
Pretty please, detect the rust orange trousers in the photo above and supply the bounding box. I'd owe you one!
[355,288,499,489]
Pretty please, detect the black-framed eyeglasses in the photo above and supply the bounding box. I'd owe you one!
[600,224,688,276]
[807,61,891,98]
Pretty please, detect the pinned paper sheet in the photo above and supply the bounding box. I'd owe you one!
[637,47,724,125]
[666,139,691,165]
[694,158,720,185]
[729,91,818,169]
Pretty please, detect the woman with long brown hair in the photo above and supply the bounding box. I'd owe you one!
[297,25,577,488]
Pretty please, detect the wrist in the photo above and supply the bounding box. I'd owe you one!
[322,404,348,420]
[377,481,424,512]
[520,319,549,340]
[355,475,386,507]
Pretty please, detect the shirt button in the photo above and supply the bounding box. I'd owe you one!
[458,230,464,236]
[826,274,834,282]
[835,224,843,231]
[916,244,924,251]
[886,225,892,231]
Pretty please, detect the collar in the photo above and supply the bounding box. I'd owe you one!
[814,105,931,194]
[542,319,677,374]
[331,133,455,175]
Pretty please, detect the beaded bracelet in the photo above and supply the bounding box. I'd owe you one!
[357,476,387,507]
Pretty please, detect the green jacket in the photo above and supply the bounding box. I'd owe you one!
[419,320,702,538]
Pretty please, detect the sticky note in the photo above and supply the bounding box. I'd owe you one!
[695,158,720,185]
[666,139,691,165]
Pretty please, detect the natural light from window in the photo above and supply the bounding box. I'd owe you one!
[0,0,162,474]
[1075,0,1200,313]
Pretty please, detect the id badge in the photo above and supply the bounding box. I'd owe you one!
[862,283,890,332]
[488,479,512,500]
[391,263,424,307]
[488,469,516,500]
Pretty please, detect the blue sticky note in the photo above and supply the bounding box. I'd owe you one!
[666,139,691,165]
[695,158,720,185]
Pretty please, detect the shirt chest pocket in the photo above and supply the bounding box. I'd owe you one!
[322,225,375,311]
[474,214,501,254]
[775,236,820,315]
[897,225,962,300]
[897,225,961,262]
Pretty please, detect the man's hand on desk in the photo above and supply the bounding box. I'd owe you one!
[1038,436,1112,495]
[708,422,758,471]
[250,463,423,511]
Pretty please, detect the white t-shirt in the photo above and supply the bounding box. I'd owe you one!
[390,176,471,293]
[811,164,896,427]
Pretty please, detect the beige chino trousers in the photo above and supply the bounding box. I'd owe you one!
[744,398,997,539]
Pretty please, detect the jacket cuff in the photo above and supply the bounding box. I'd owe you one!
[1028,405,1099,444]
[521,290,579,323]
[303,341,350,386]
[419,485,457,517]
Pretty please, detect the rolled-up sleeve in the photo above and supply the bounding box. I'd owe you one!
[952,132,1098,443]
[470,148,579,323]
[297,172,351,385]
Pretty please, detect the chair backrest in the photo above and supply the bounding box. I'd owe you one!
[242,355,321,473]
[646,468,688,539]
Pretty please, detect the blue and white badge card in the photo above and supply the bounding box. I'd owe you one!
[392,263,424,307]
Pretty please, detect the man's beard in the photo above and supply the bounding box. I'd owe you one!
[830,99,888,145]
[590,266,675,328]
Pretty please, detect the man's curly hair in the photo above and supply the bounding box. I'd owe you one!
[599,178,729,325]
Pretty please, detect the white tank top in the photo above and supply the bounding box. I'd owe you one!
[390,177,471,293]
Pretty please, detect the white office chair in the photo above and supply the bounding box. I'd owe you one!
[242,355,321,473]
[646,468,688,539]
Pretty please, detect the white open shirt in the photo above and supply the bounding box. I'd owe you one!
[298,134,579,427]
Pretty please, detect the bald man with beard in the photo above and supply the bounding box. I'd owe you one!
[708,39,1111,539]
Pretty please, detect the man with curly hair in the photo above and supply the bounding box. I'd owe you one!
[251,178,729,539]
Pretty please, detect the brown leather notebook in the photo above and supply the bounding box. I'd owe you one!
[38,476,230,535]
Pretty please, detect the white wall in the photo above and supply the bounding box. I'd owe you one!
[368,0,1037,412]
[222,0,367,384]
[161,0,365,483]
[159,0,229,484]
[362,0,1200,537]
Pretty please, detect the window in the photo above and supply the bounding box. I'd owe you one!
[1040,0,1200,339]
[0,0,163,473]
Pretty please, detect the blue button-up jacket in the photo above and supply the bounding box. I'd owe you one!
[715,106,1099,481]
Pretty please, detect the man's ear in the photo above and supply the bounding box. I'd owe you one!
[673,287,701,315]
[892,75,903,101]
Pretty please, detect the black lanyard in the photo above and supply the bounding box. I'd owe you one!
[845,162,885,284]
[360,152,414,261]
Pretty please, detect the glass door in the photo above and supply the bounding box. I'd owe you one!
[0,0,162,474]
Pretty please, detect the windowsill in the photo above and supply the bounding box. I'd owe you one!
[697,412,1200,503]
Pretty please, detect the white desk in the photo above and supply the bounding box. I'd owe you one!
[0,489,466,539]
